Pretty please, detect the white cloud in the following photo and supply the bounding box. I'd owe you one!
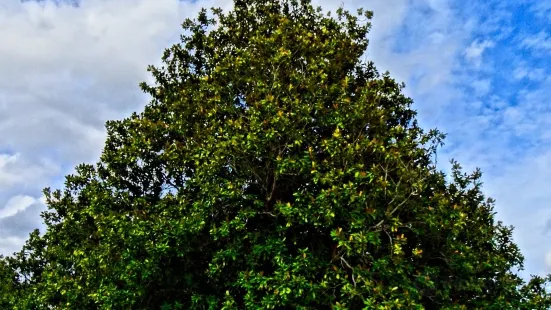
[484,149,551,277]
[0,153,17,167]
[0,195,38,219]
[545,251,551,271]
[471,79,492,96]
[530,1,551,21]
[464,39,495,68]
[521,31,551,51]
[0,236,28,258]
[0,152,59,188]
[502,78,551,139]
[0,153,19,186]
[513,65,546,81]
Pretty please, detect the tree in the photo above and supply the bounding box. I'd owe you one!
[2,0,551,308]
[0,255,18,308]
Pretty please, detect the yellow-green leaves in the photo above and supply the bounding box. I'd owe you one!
[412,248,423,257]
[332,127,341,138]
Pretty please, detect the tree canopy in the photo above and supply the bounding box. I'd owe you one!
[2,0,551,308]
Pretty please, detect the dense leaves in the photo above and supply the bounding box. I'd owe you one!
[2,0,551,308]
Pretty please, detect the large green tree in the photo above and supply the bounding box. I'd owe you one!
[2,0,551,308]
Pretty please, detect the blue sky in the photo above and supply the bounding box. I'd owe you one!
[0,0,550,280]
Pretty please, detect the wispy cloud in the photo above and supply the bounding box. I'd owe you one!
[513,62,546,81]
[0,236,27,258]
[0,195,38,219]
[521,31,551,51]
[464,39,495,68]
[0,153,20,186]
[530,1,551,22]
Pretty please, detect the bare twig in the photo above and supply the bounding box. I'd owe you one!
[340,256,356,288]
[381,163,389,197]
[386,177,402,207]
[384,229,393,255]
[340,256,353,269]
[259,212,277,218]
[371,189,414,230]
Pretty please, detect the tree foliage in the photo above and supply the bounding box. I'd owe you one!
[2,0,551,308]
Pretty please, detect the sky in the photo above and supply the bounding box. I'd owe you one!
[0,0,550,280]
